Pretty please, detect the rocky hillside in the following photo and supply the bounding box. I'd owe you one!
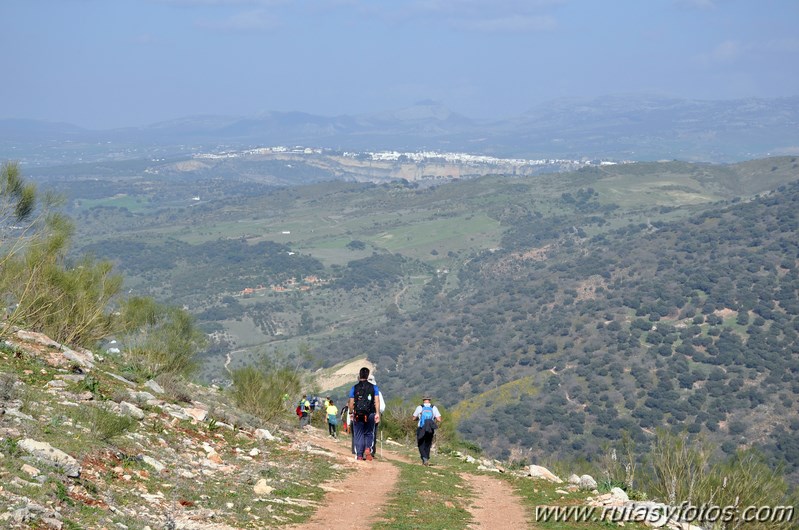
[0,328,346,529]
[0,328,645,530]
[2,329,795,530]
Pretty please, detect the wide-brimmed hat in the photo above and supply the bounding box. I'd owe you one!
[422,396,432,401]
[367,374,376,384]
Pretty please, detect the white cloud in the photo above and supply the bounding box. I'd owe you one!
[673,0,716,9]
[697,40,740,64]
[451,14,556,32]
[709,40,740,62]
[367,0,563,33]
[132,33,160,45]
[696,36,799,66]
[756,37,799,54]
[153,0,284,6]
[412,0,561,16]
[195,8,279,31]
[159,0,562,34]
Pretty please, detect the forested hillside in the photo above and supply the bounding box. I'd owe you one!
[52,154,799,481]
[322,180,799,479]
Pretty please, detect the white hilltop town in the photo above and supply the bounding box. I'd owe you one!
[192,145,626,170]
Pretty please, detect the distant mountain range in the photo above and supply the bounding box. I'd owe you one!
[2,94,798,164]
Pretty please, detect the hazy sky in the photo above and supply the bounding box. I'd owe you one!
[2,0,797,129]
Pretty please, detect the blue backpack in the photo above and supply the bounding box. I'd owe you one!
[418,405,435,428]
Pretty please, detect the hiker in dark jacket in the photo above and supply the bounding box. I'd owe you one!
[347,367,380,461]
[412,396,442,465]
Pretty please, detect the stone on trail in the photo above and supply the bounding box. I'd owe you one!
[528,464,563,483]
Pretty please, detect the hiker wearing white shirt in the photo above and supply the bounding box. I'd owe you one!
[367,374,386,458]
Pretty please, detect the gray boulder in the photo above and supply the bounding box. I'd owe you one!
[528,464,563,483]
[255,428,275,441]
[18,438,80,477]
[119,401,146,420]
[144,379,165,394]
[579,474,597,490]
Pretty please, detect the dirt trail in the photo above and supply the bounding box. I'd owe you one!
[290,429,532,529]
[462,473,531,529]
[288,430,400,530]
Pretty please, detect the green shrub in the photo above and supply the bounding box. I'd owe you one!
[597,478,627,493]
[643,428,714,506]
[2,163,124,345]
[1,437,20,457]
[457,439,484,456]
[699,450,793,530]
[81,406,136,443]
[13,255,122,346]
[230,357,301,422]
[49,479,74,506]
[118,298,206,379]
[156,372,194,404]
[0,342,22,357]
[109,388,129,404]
[542,454,599,481]
[642,429,795,529]
[81,375,100,395]
[596,432,638,491]
[380,396,419,444]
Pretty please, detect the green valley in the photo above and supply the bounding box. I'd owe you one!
[28,154,799,482]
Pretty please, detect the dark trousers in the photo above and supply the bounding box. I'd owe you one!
[353,413,375,458]
[417,429,435,461]
[328,421,337,437]
[371,421,380,456]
